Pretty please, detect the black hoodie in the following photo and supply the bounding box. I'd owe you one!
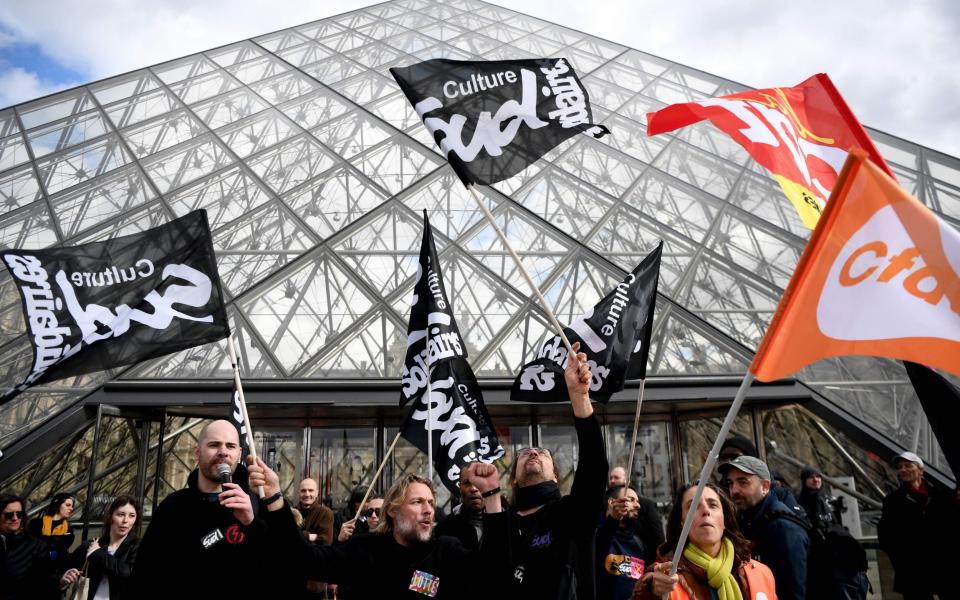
[132,464,275,599]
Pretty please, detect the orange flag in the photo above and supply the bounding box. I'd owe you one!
[647,74,893,229]
[750,150,960,381]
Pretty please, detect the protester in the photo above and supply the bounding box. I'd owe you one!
[29,491,76,572]
[133,420,277,599]
[597,484,665,600]
[717,435,806,520]
[1,492,57,599]
[630,482,776,600]
[481,341,608,600]
[720,455,809,600]
[337,492,385,542]
[435,461,494,550]
[251,460,505,599]
[60,495,140,600]
[608,466,628,491]
[297,478,334,545]
[879,451,951,600]
[798,465,869,600]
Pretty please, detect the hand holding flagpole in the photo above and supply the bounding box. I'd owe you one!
[226,336,264,498]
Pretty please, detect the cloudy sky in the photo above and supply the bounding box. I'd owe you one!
[1,0,957,156]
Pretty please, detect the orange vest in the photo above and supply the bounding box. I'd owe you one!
[669,560,777,600]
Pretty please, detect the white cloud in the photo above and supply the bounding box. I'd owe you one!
[0,0,957,156]
[0,66,80,108]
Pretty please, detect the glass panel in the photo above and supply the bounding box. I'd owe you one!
[346,42,411,70]
[512,167,614,238]
[254,30,311,53]
[447,32,502,56]
[652,141,742,200]
[649,312,750,376]
[295,20,347,41]
[279,88,353,131]
[104,89,180,129]
[36,134,130,195]
[121,109,206,158]
[348,136,441,195]
[191,89,269,129]
[27,111,110,158]
[398,169,499,240]
[249,72,319,105]
[18,90,93,130]
[52,165,156,239]
[217,109,299,158]
[319,30,376,53]
[207,41,266,67]
[0,165,43,213]
[606,421,675,504]
[281,164,388,239]
[227,55,291,84]
[678,412,755,484]
[153,55,219,85]
[0,109,20,138]
[625,170,720,243]
[166,165,273,229]
[589,59,657,93]
[307,428,377,510]
[311,110,393,159]
[706,212,802,289]
[301,55,367,85]
[332,71,399,105]
[253,428,305,498]
[214,201,315,297]
[169,71,240,105]
[0,202,59,248]
[554,139,645,197]
[275,41,335,68]
[303,309,403,377]
[240,250,376,372]
[70,201,169,243]
[725,171,809,239]
[141,135,233,194]
[90,71,161,106]
[247,135,339,194]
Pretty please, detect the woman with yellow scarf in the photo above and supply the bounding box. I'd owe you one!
[631,483,777,600]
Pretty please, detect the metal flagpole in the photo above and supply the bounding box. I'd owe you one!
[623,378,647,496]
[354,432,402,521]
[667,371,755,584]
[226,335,264,498]
[467,185,578,359]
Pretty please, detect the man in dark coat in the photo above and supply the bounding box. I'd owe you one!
[435,461,492,550]
[879,451,952,600]
[133,420,279,599]
[721,455,810,600]
[482,342,608,600]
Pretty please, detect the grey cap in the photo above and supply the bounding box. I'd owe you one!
[718,455,771,481]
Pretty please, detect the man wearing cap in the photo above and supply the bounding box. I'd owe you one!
[718,434,807,520]
[878,451,949,600]
[720,455,810,600]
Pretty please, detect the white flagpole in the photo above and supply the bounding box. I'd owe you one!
[623,378,647,497]
[667,371,755,582]
[226,335,264,498]
[467,185,578,360]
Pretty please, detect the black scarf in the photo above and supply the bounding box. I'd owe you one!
[515,481,561,511]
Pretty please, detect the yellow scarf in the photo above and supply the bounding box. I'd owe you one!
[682,537,743,600]
[41,515,69,536]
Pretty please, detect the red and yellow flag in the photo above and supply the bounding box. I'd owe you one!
[647,74,893,229]
[750,150,960,381]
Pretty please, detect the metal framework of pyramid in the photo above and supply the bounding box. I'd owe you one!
[1,0,958,501]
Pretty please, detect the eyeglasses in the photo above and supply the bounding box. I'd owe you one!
[363,507,381,517]
[518,447,551,458]
[2,511,24,520]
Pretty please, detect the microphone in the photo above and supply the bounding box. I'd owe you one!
[216,463,232,485]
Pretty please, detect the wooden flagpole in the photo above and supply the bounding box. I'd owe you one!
[353,432,402,521]
[226,335,264,498]
[623,378,647,495]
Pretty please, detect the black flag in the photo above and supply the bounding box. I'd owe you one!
[1,210,228,404]
[904,361,960,475]
[390,58,610,186]
[399,357,505,496]
[511,242,662,403]
[399,211,466,407]
[229,384,251,463]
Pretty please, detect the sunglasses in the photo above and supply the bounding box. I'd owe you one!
[518,447,551,458]
[363,507,381,517]
[2,511,24,520]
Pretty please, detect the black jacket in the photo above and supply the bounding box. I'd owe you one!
[878,482,952,596]
[434,508,483,551]
[0,530,56,600]
[67,536,139,600]
[132,465,274,599]
[484,414,608,600]
[265,501,501,599]
[738,490,810,600]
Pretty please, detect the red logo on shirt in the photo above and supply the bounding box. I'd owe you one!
[225,524,245,545]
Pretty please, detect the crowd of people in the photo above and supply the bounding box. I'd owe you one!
[2,347,957,599]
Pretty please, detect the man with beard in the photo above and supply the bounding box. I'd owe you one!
[481,341,608,600]
[435,462,495,550]
[251,462,504,599]
[720,455,809,600]
[133,420,277,599]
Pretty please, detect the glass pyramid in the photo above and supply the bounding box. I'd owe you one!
[1,0,958,490]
